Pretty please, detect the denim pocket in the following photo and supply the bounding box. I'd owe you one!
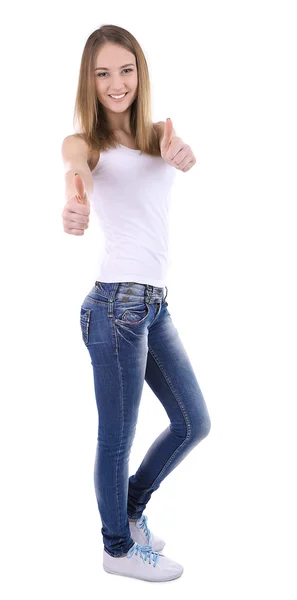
[115,303,150,326]
[80,307,91,344]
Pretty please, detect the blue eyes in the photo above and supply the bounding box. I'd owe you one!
[97,68,133,78]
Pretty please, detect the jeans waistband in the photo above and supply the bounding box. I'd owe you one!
[95,281,168,304]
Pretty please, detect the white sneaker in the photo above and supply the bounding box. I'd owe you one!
[103,542,184,582]
[129,514,165,552]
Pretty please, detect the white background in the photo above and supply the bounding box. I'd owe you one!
[1,0,296,597]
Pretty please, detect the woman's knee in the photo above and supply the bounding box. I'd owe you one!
[189,413,211,444]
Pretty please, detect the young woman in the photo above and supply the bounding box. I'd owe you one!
[61,24,211,583]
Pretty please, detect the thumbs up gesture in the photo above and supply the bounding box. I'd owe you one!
[73,172,90,206]
[160,118,196,172]
[62,173,90,235]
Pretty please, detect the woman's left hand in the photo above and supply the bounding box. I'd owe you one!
[160,118,197,172]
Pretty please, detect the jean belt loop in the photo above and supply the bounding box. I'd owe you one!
[108,282,119,318]
[164,286,168,302]
[145,284,151,304]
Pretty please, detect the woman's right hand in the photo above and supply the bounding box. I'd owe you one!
[62,173,90,235]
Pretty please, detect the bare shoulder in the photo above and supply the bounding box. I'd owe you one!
[61,134,100,172]
[61,134,90,163]
[153,121,165,134]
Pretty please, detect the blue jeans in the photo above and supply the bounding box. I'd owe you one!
[80,281,211,557]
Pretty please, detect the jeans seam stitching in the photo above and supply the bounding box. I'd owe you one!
[115,350,125,552]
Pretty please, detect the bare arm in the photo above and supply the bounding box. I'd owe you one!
[61,135,94,202]
[61,135,93,235]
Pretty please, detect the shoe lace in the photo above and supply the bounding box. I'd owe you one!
[136,514,151,544]
[127,542,160,567]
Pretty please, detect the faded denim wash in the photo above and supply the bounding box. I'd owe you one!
[80,281,211,557]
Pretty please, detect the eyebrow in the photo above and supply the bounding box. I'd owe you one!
[94,63,135,72]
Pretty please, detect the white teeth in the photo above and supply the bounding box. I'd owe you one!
[110,93,126,98]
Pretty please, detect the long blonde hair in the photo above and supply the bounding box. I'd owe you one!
[73,24,160,156]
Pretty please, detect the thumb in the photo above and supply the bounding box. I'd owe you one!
[160,118,173,152]
[74,172,89,205]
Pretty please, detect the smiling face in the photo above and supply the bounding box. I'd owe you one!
[94,42,138,132]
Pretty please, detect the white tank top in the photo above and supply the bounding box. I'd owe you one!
[90,144,176,287]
